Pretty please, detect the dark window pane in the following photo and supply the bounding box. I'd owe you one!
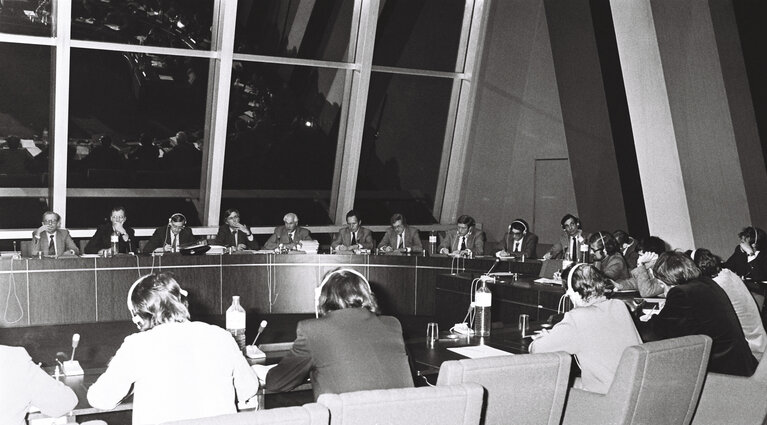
[235,0,354,62]
[0,0,53,36]
[223,62,344,224]
[68,49,208,191]
[0,43,50,196]
[220,199,332,228]
[65,198,201,228]
[71,0,213,50]
[373,0,465,72]
[355,73,452,224]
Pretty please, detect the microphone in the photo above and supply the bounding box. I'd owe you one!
[246,320,268,359]
[71,333,80,361]
[480,258,501,282]
[251,320,267,345]
[63,333,84,376]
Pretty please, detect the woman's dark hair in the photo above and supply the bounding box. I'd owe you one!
[689,248,722,278]
[563,263,607,302]
[738,226,766,252]
[637,236,667,255]
[588,231,620,255]
[318,269,379,316]
[130,272,190,331]
[652,251,701,286]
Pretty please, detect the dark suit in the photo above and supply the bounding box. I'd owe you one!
[331,227,375,251]
[263,226,312,250]
[546,230,589,260]
[265,308,413,400]
[440,230,485,255]
[213,225,259,250]
[724,247,767,281]
[30,229,79,256]
[378,227,423,252]
[143,226,196,253]
[84,223,136,254]
[502,232,539,259]
[645,277,758,376]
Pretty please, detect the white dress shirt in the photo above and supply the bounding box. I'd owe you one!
[88,321,260,425]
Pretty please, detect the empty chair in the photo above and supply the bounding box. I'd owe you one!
[161,403,329,425]
[562,335,711,425]
[436,352,571,425]
[692,351,767,424]
[317,383,483,425]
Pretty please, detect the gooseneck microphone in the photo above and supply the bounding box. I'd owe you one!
[71,333,80,361]
[484,258,501,276]
[251,320,268,345]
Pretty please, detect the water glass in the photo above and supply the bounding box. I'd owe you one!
[426,322,439,348]
[518,314,530,337]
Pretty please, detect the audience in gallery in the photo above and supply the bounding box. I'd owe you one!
[613,229,639,270]
[0,345,78,425]
[213,208,259,251]
[87,272,260,425]
[588,231,630,281]
[378,213,423,254]
[81,135,124,170]
[127,133,161,170]
[0,135,34,174]
[496,218,538,259]
[642,251,758,376]
[439,214,485,256]
[259,268,413,399]
[530,263,642,394]
[690,248,767,360]
[331,209,376,253]
[543,213,588,260]
[84,205,136,255]
[263,212,312,251]
[30,211,79,257]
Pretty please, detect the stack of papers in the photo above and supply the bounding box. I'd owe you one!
[447,345,513,359]
[300,240,320,254]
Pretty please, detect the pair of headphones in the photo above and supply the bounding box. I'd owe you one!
[314,268,371,318]
[566,263,588,305]
[510,219,528,234]
[127,275,188,329]
[168,213,187,226]
[596,232,608,257]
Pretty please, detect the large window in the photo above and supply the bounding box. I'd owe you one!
[0,0,484,230]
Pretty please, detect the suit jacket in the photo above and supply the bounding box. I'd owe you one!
[440,230,485,255]
[622,239,639,270]
[502,232,539,259]
[645,277,758,376]
[265,308,413,400]
[724,247,767,281]
[213,225,259,250]
[547,230,588,260]
[378,226,423,252]
[143,226,196,253]
[595,253,630,281]
[0,345,78,425]
[84,223,136,254]
[331,227,375,251]
[30,229,79,256]
[263,226,312,250]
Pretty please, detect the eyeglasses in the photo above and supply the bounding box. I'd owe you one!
[227,215,240,220]
[43,220,58,225]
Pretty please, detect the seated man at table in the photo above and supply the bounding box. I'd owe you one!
[84,206,136,255]
[724,226,767,281]
[589,231,630,281]
[496,218,538,259]
[543,213,588,260]
[378,213,422,254]
[331,209,375,253]
[263,212,312,251]
[213,208,258,251]
[143,213,196,253]
[439,214,484,256]
[30,211,79,257]
[1,345,78,425]
[259,269,413,400]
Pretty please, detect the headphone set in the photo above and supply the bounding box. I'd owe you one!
[596,232,608,258]
[127,275,188,329]
[565,263,588,305]
[314,268,371,318]
[510,220,528,234]
[168,213,187,226]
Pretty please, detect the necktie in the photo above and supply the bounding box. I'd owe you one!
[173,233,178,250]
[232,230,238,246]
[397,234,403,249]
[289,232,294,243]
[570,237,577,260]
[459,236,466,251]
[351,232,357,245]
[514,240,521,252]
[48,234,55,255]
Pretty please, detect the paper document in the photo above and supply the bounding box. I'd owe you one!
[534,278,561,285]
[447,345,514,359]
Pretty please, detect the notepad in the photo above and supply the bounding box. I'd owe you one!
[447,345,514,359]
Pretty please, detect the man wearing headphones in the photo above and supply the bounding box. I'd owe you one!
[143,213,196,253]
[439,215,485,256]
[588,231,630,280]
[263,212,312,251]
[543,213,588,260]
[496,218,538,259]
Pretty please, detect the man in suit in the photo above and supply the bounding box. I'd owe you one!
[84,205,136,254]
[439,214,485,256]
[331,210,375,253]
[378,213,422,254]
[213,208,259,251]
[30,211,79,257]
[544,213,588,260]
[263,213,312,251]
[496,218,538,259]
[143,213,196,253]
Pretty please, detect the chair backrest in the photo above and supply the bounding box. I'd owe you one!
[606,335,711,425]
[160,403,329,425]
[436,352,571,425]
[317,383,484,425]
